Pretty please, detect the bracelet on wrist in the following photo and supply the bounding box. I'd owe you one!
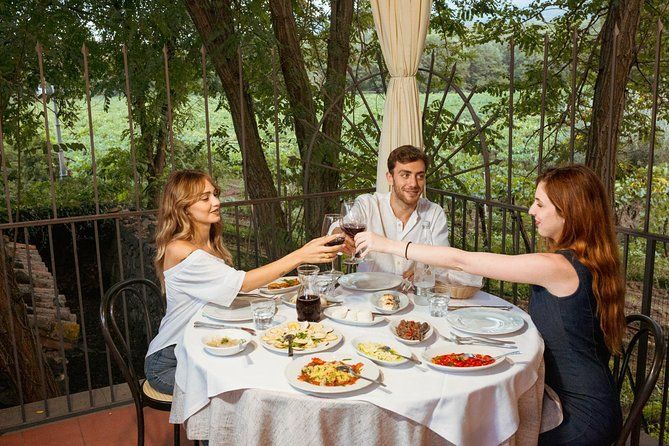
[404,241,412,259]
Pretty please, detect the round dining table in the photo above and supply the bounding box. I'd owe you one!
[169,283,547,446]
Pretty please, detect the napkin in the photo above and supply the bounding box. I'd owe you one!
[437,269,483,287]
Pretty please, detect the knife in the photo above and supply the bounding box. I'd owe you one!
[448,305,513,311]
[193,321,256,335]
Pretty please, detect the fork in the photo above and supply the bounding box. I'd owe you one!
[336,365,387,387]
[454,334,516,345]
[443,336,518,349]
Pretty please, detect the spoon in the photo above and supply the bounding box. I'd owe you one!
[485,351,522,360]
[378,345,421,365]
[284,334,295,357]
[336,365,387,387]
[460,351,522,361]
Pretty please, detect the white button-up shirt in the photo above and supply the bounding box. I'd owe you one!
[351,192,449,275]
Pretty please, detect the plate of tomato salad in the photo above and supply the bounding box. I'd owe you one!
[422,345,508,372]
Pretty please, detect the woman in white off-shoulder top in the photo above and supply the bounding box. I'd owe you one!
[144,170,343,395]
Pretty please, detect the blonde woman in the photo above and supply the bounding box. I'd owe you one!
[356,165,625,445]
[145,170,342,395]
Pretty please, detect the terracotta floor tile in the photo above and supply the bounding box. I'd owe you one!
[21,418,84,446]
[78,406,136,446]
[4,403,194,446]
[0,433,24,446]
[143,408,193,445]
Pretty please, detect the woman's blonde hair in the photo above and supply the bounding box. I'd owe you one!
[154,170,233,280]
[537,165,626,354]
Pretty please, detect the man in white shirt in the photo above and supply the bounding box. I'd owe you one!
[341,145,449,277]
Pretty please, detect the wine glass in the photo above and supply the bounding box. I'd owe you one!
[340,200,366,265]
[321,213,343,273]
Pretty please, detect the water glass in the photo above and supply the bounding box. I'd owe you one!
[297,264,320,282]
[429,292,450,317]
[251,298,276,330]
[316,271,342,302]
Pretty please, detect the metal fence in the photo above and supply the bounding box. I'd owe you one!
[0,13,668,445]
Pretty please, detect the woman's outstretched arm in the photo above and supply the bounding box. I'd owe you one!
[165,234,342,293]
[355,232,577,294]
[240,234,341,292]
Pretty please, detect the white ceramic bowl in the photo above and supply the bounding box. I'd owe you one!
[202,329,252,356]
[388,317,433,345]
[369,290,409,314]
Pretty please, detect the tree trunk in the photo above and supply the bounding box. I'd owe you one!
[0,239,60,402]
[586,0,644,202]
[184,0,290,259]
[269,0,353,237]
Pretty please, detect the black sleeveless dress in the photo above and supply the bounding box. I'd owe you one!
[529,250,622,445]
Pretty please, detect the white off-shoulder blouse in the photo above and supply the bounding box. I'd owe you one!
[146,249,245,357]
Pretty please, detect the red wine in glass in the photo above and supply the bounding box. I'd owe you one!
[296,294,321,322]
[341,224,366,262]
[341,224,366,238]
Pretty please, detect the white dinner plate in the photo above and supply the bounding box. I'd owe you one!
[285,352,381,394]
[260,276,301,295]
[388,317,434,345]
[369,290,409,314]
[422,344,506,373]
[323,306,385,327]
[446,308,525,335]
[351,335,410,366]
[338,272,403,292]
[260,323,343,355]
[202,299,254,322]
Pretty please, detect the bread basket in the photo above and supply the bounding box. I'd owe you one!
[434,279,481,299]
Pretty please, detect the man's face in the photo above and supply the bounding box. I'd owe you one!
[386,159,426,207]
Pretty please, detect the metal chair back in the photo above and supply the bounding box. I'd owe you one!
[100,278,166,445]
[613,314,666,446]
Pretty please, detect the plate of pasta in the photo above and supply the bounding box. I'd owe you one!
[260,321,342,355]
[284,352,380,394]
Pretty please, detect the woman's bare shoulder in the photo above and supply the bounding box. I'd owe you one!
[164,240,199,270]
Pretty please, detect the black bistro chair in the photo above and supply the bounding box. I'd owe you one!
[100,278,189,446]
[613,314,666,446]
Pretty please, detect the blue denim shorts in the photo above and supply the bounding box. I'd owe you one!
[144,345,177,395]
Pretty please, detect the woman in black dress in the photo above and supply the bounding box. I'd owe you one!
[355,165,625,445]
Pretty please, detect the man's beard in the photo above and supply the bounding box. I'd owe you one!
[392,183,421,207]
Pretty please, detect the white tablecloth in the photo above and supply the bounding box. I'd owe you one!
[171,289,545,446]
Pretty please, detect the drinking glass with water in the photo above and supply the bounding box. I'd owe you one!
[429,292,450,317]
[251,298,276,329]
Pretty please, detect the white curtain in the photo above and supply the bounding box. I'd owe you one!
[371,0,432,192]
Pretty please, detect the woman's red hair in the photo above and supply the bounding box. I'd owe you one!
[538,165,625,354]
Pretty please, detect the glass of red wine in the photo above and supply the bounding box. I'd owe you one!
[321,213,343,273]
[340,200,366,265]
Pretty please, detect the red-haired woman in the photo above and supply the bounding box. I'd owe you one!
[355,165,625,445]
